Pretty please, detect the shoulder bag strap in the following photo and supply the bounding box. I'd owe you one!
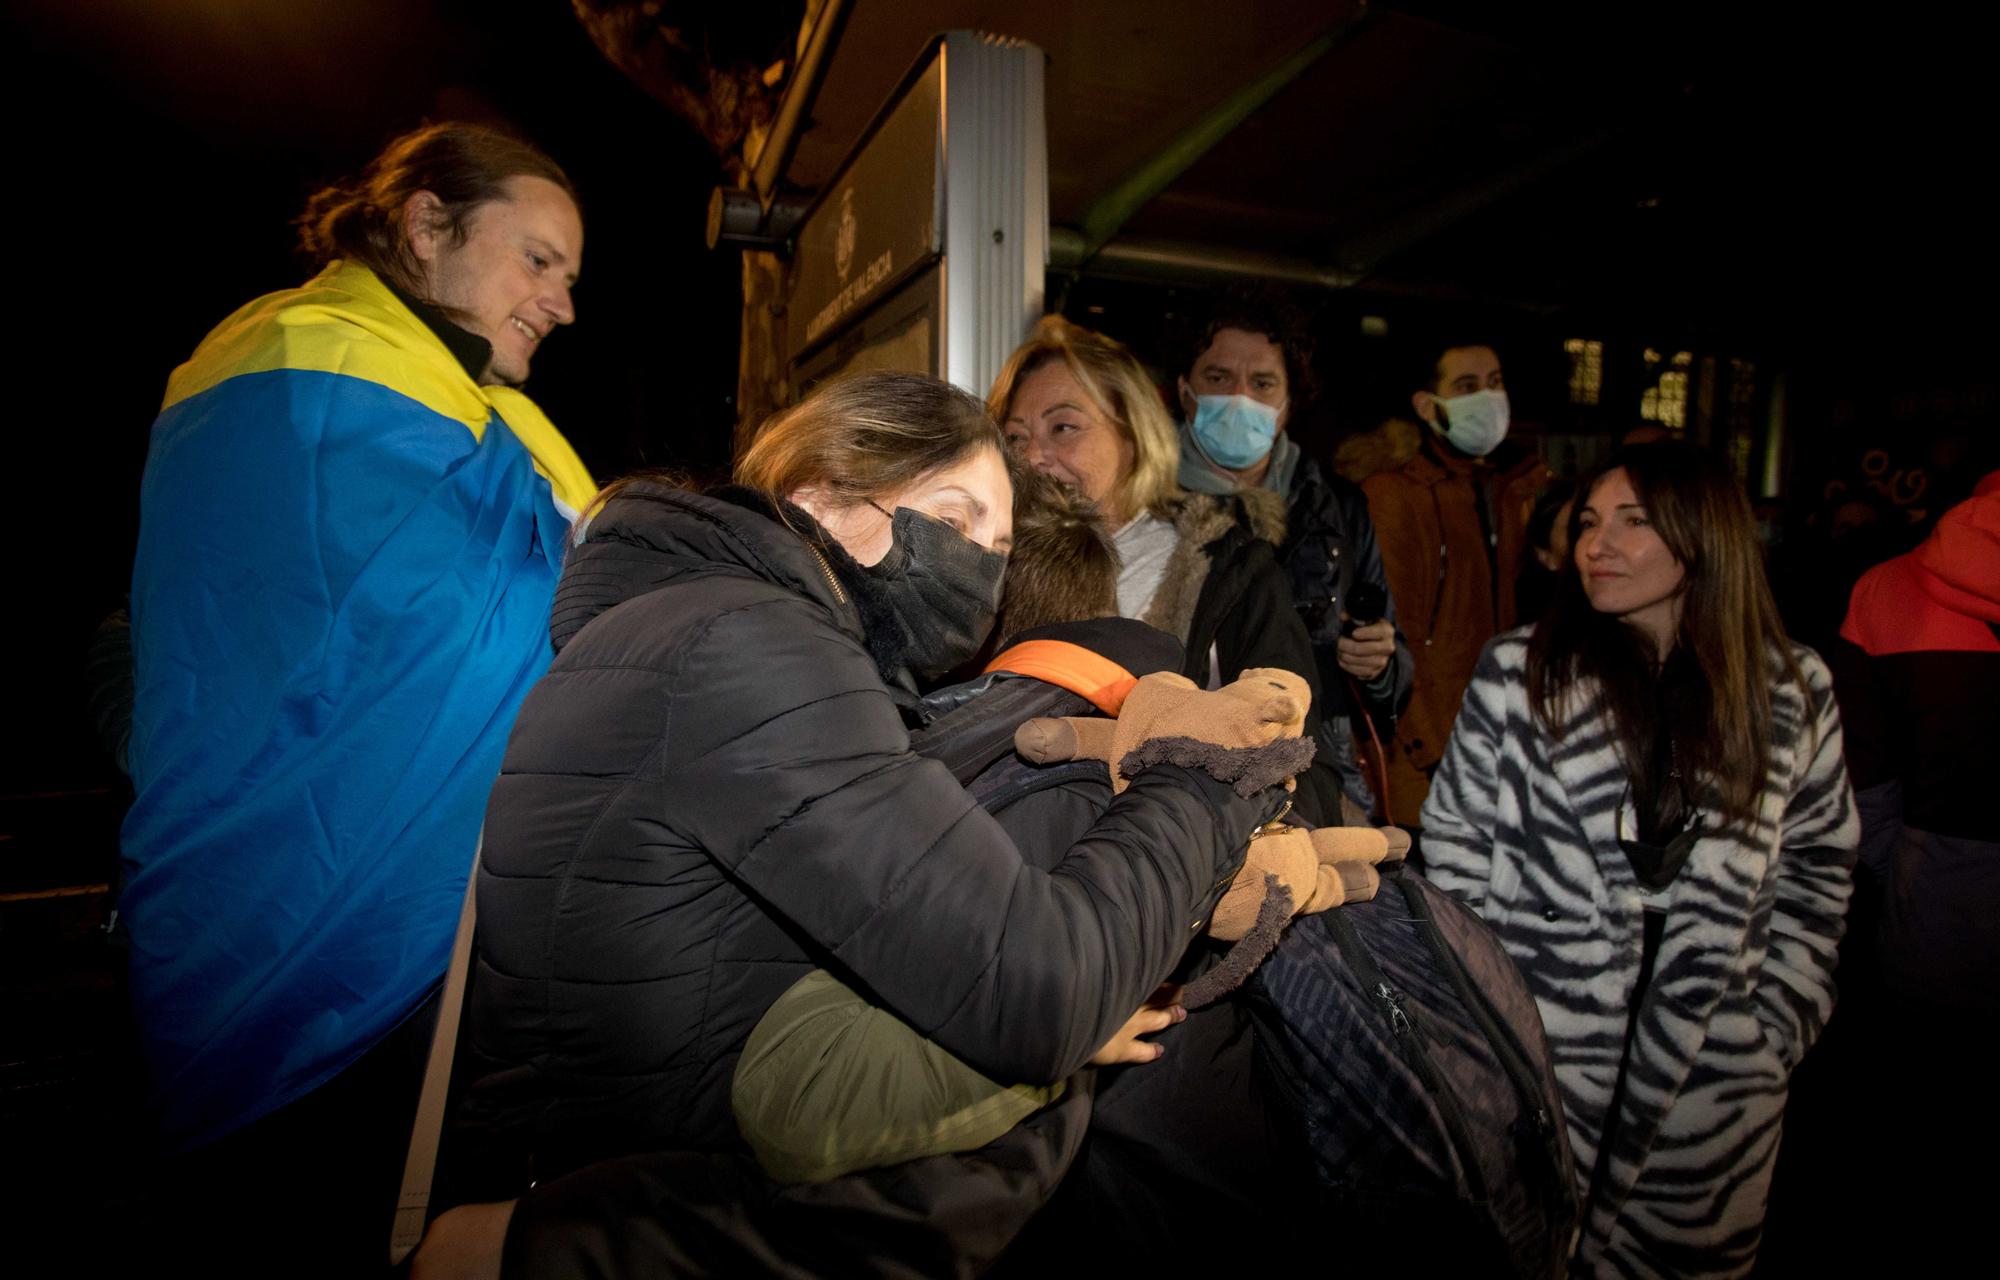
[388,834,482,1267]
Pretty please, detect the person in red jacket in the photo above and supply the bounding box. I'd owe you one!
[1824,470,1998,1273]
[1835,470,2000,1012]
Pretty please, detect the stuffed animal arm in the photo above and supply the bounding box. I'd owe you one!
[1014,667,1317,795]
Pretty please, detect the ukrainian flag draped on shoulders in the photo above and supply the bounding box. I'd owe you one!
[122,260,594,1150]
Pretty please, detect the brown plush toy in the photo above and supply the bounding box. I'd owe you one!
[1014,667,1411,1008]
[1014,667,1317,796]
[1172,821,1412,1009]
[1207,823,1414,940]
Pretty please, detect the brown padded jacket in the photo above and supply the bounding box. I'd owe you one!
[1361,435,1549,822]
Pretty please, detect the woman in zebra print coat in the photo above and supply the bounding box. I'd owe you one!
[1422,443,1858,1278]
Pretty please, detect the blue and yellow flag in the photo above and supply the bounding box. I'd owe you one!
[122,261,593,1149]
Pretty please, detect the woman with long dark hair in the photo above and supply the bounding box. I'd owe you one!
[1421,441,1858,1277]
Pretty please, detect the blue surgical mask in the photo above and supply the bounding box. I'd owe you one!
[1187,393,1281,470]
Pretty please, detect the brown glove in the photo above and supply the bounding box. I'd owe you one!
[1014,668,1316,796]
[1178,822,1412,1011]
[1207,824,1411,940]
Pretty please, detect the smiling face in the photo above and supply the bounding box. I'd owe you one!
[797,444,1014,568]
[1575,467,1688,656]
[1001,360,1137,525]
[411,175,582,386]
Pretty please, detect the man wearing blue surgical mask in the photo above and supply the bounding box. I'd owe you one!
[1363,342,1551,823]
[1176,287,1412,822]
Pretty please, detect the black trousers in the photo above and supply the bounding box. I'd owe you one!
[125,990,440,1279]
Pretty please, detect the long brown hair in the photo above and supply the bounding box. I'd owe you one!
[1527,441,1802,830]
[735,370,1004,510]
[296,122,576,298]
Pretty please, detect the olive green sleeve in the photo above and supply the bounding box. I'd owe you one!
[732,969,1063,1184]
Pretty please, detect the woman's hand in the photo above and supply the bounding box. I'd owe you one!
[1089,985,1186,1065]
[411,1199,517,1280]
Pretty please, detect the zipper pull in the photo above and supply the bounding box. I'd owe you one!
[1376,981,1413,1033]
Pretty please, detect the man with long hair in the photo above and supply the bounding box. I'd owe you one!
[120,122,593,1270]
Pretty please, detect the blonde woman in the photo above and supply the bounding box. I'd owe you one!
[991,315,1342,822]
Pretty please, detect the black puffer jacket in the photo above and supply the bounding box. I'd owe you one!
[494,620,1296,1278]
[458,484,1275,1182]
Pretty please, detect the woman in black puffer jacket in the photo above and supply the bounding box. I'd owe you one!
[449,372,1283,1199]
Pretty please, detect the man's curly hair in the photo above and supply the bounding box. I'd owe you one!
[1179,283,1319,410]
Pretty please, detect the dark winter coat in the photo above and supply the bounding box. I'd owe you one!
[1140,488,1345,825]
[1834,481,2000,1011]
[455,484,1274,1186]
[1278,457,1414,811]
[497,617,1300,1277]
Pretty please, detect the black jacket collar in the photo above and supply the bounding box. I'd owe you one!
[553,481,920,693]
[707,486,920,692]
[907,617,1185,774]
[384,280,496,384]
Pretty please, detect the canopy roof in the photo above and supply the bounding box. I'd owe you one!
[771,1,1989,348]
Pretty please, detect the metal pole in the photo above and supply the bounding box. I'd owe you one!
[751,0,852,209]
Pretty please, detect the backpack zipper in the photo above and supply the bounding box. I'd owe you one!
[1325,908,1490,1203]
[1395,874,1577,1218]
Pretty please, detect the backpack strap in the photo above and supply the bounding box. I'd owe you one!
[387,834,482,1267]
[984,640,1139,714]
[912,681,1096,784]
[963,752,1107,815]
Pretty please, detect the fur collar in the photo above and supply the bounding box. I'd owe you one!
[1139,490,1287,647]
[1331,417,1422,484]
[1171,487,1287,549]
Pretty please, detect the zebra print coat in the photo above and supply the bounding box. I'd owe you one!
[1422,630,1858,1279]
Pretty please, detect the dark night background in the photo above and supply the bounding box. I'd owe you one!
[0,2,1992,1268]
[7,0,1996,806]
[2,6,740,1239]
[4,0,742,802]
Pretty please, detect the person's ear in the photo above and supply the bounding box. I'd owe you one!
[1177,377,1198,420]
[787,484,830,525]
[1411,389,1437,426]
[402,191,448,266]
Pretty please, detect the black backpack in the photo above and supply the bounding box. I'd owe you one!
[915,669,1579,1276]
[1247,860,1581,1279]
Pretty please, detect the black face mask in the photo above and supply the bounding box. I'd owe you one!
[862,504,1007,679]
